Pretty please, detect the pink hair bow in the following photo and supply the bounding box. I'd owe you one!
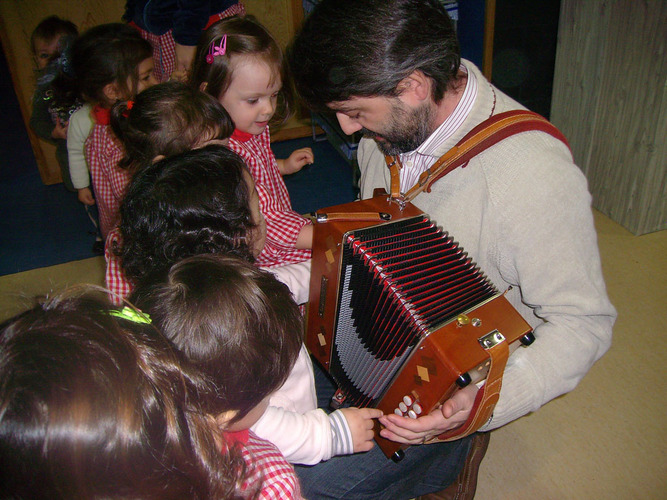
[206,34,227,64]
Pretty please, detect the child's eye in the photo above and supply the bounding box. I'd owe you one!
[247,98,259,104]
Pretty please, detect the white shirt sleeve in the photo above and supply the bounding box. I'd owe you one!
[67,104,94,190]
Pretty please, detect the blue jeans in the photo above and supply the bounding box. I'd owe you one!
[295,361,473,499]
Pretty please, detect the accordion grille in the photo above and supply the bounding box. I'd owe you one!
[330,215,497,406]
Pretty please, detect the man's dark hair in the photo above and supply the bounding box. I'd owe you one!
[289,0,460,110]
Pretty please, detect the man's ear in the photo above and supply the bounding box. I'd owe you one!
[396,70,431,104]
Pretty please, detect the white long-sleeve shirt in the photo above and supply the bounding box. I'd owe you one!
[254,259,354,464]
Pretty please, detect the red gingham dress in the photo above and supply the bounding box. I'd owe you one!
[85,107,131,240]
[228,128,311,268]
[105,228,132,305]
[227,429,303,499]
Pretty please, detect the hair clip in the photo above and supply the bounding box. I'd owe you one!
[121,100,134,118]
[109,306,151,324]
[206,34,227,64]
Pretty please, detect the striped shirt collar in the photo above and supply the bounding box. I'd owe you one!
[398,63,478,190]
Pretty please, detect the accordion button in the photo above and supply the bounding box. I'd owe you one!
[408,410,418,419]
[403,395,413,406]
[413,403,423,414]
[398,402,408,412]
[394,408,403,416]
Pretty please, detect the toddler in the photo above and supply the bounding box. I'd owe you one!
[191,15,314,268]
[68,23,158,239]
[0,288,257,499]
[29,16,79,191]
[133,255,304,498]
[105,80,235,299]
[120,146,382,464]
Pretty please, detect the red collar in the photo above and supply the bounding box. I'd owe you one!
[92,105,111,125]
[224,428,249,445]
[231,129,254,142]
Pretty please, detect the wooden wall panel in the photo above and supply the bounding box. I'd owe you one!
[0,0,125,184]
[551,1,666,235]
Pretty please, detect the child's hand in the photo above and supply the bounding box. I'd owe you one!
[339,407,383,453]
[51,118,68,140]
[78,187,95,206]
[279,147,314,175]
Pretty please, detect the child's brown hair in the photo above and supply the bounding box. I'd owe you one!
[190,15,295,125]
[131,254,303,425]
[0,287,253,499]
[111,81,235,174]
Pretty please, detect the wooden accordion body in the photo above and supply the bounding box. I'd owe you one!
[306,196,533,458]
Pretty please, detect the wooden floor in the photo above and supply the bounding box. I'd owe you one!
[0,210,665,499]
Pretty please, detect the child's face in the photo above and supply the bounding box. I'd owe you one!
[243,170,266,257]
[33,36,60,69]
[133,57,158,95]
[218,55,281,136]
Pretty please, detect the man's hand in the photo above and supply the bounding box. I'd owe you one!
[377,384,479,444]
[339,407,383,452]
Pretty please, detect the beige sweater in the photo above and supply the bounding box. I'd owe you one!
[358,61,616,430]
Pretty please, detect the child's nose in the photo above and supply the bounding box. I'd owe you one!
[261,98,276,117]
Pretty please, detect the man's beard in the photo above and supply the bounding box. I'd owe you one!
[362,101,434,155]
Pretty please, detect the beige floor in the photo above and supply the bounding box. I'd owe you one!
[0,210,665,499]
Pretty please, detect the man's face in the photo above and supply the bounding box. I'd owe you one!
[329,95,435,155]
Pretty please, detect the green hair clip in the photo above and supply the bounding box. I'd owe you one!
[109,306,152,324]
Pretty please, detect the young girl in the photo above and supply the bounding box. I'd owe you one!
[191,15,314,268]
[119,146,381,465]
[105,81,235,299]
[70,23,158,240]
[0,288,257,499]
[132,255,304,498]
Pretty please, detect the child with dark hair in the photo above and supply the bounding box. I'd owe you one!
[133,255,306,497]
[0,287,259,499]
[191,15,315,269]
[110,80,234,175]
[121,146,382,465]
[65,23,158,240]
[30,15,78,70]
[29,16,79,191]
[105,87,235,299]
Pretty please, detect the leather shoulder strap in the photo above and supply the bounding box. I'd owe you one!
[384,110,571,205]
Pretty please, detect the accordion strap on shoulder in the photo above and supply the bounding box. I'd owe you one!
[427,337,510,443]
[384,110,571,205]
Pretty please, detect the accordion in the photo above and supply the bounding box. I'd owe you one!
[306,196,534,459]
